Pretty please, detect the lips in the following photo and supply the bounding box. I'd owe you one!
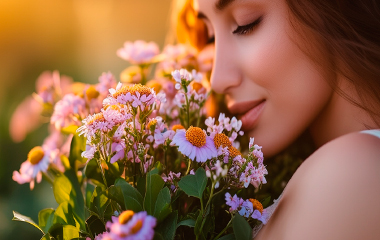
[228,99,266,131]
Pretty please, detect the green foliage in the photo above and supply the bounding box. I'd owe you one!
[178,168,207,199]
[108,177,144,212]
[232,214,252,240]
[144,172,165,215]
[153,187,172,222]
[38,209,55,233]
[69,134,86,167]
[155,211,178,240]
[12,211,44,234]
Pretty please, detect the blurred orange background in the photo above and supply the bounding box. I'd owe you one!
[0,0,171,239]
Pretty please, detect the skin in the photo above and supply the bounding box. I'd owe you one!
[194,0,380,239]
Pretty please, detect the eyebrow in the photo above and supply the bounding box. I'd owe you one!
[215,0,235,11]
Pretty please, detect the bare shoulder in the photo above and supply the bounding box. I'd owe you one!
[256,132,380,240]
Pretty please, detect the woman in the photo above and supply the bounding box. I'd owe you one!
[174,0,380,239]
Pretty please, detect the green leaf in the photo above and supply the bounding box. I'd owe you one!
[53,171,85,231]
[178,168,207,199]
[64,170,85,230]
[53,175,71,204]
[137,175,146,197]
[260,196,271,208]
[194,210,203,236]
[53,202,76,227]
[155,211,178,240]
[153,232,165,240]
[40,232,55,240]
[90,187,110,220]
[85,159,121,187]
[109,178,143,212]
[69,134,86,167]
[144,173,165,215]
[38,208,55,233]
[61,125,79,135]
[232,214,252,240]
[176,218,195,228]
[86,183,95,209]
[12,211,44,233]
[153,187,172,222]
[62,225,80,240]
[85,215,105,238]
[217,233,236,240]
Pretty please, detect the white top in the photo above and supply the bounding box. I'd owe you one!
[252,129,380,238]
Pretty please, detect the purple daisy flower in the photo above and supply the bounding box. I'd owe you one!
[171,127,217,162]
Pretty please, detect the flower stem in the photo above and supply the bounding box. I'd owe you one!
[97,157,108,187]
[184,90,190,128]
[185,158,192,175]
[205,181,216,211]
[213,217,233,240]
[42,171,54,185]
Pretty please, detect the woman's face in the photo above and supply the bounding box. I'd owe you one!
[195,0,334,156]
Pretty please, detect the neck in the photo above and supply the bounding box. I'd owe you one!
[309,79,377,148]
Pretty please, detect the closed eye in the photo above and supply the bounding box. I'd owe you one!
[233,16,262,35]
[207,36,215,44]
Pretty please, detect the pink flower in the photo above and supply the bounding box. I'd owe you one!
[77,112,112,138]
[35,70,73,104]
[9,96,43,142]
[97,72,117,96]
[51,94,86,129]
[82,144,96,160]
[13,146,51,190]
[102,104,132,125]
[171,127,217,162]
[110,137,126,163]
[171,69,192,83]
[106,211,156,240]
[117,40,159,65]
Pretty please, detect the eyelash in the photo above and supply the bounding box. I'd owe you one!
[206,36,215,44]
[233,16,262,35]
[205,16,262,43]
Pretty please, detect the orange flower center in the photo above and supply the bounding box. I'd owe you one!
[131,220,143,234]
[71,82,86,96]
[118,210,134,224]
[213,133,232,149]
[249,198,263,214]
[172,124,185,131]
[185,126,206,147]
[147,119,157,129]
[146,80,162,93]
[28,146,45,165]
[87,113,106,125]
[113,84,153,99]
[113,85,134,98]
[213,133,241,157]
[85,86,100,100]
[229,146,242,158]
[191,82,204,93]
[133,84,153,96]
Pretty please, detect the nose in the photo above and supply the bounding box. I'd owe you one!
[210,37,241,94]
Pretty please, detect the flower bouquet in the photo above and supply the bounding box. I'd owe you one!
[12,40,270,240]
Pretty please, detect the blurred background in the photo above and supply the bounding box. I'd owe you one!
[0,0,171,239]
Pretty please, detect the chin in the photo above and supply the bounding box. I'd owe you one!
[246,128,293,159]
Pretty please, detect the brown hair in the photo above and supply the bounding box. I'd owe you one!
[285,0,380,126]
[167,0,208,50]
[173,0,380,125]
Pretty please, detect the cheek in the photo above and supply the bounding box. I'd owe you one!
[238,24,333,156]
